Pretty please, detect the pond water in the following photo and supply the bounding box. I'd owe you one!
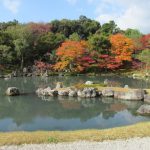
[0,75,150,132]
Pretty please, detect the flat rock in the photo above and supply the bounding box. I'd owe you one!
[114,89,145,101]
[137,104,150,115]
[144,94,150,103]
[102,89,114,97]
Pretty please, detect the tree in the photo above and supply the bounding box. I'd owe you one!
[69,33,81,41]
[88,33,111,54]
[0,19,18,31]
[27,23,51,36]
[13,38,29,69]
[54,40,87,72]
[0,31,14,65]
[35,32,65,61]
[0,45,11,64]
[50,16,101,40]
[140,34,150,50]
[6,25,33,69]
[137,49,150,72]
[124,29,143,51]
[78,15,101,39]
[124,28,142,39]
[101,21,120,36]
[110,34,135,63]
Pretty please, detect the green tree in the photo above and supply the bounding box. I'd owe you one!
[6,25,33,69]
[101,21,120,36]
[88,33,111,54]
[137,49,150,72]
[77,15,101,39]
[69,33,81,41]
[0,31,14,65]
[0,19,18,31]
[124,28,142,39]
[35,32,65,61]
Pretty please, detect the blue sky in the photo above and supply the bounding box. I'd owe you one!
[0,0,99,22]
[0,0,150,33]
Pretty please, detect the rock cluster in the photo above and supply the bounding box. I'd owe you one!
[77,88,99,98]
[36,86,100,98]
[5,87,20,96]
[35,81,148,102]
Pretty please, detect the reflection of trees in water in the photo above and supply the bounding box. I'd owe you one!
[0,94,144,126]
[0,76,150,129]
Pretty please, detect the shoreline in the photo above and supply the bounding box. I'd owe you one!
[0,122,149,145]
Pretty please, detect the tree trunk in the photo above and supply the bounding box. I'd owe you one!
[21,55,24,70]
[69,63,73,72]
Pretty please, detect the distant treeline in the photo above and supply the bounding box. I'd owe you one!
[0,16,150,73]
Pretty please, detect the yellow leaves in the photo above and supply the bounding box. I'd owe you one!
[53,61,69,71]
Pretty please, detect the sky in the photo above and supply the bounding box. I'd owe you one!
[0,0,150,33]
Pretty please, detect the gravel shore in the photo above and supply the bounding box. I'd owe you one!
[0,137,150,150]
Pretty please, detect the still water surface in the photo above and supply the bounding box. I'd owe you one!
[0,76,150,131]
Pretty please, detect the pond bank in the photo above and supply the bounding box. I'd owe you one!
[0,122,149,145]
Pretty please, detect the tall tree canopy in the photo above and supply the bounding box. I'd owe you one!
[110,34,135,63]
[54,40,87,72]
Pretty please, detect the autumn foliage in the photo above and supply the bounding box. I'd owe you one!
[53,34,136,72]
[110,34,135,62]
[54,40,87,72]
[35,61,52,71]
[1,17,149,73]
[140,34,150,50]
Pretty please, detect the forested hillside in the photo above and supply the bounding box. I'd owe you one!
[0,16,149,73]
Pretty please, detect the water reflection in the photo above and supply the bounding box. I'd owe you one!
[0,76,150,131]
[0,94,149,131]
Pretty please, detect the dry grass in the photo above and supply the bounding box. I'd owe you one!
[73,83,143,92]
[0,122,150,145]
[145,89,150,95]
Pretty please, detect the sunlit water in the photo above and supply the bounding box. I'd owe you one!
[0,76,150,132]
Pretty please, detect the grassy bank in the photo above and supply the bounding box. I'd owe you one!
[0,122,149,145]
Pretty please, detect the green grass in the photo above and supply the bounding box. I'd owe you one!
[0,122,150,145]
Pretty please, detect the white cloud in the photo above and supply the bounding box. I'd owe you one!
[1,0,21,14]
[95,0,150,33]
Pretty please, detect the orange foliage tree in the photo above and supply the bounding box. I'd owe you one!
[54,40,87,72]
[110,34,135,63]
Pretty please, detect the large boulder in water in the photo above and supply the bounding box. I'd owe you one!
[6,87,20,96]
[114,89,145,101]
[77,88,98,98]
[144,94,150,103]
[137,104,150,115]
[36,87,58,96]
[102,89,114,97]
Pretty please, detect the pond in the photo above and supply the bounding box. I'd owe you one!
[0,75,150,132]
